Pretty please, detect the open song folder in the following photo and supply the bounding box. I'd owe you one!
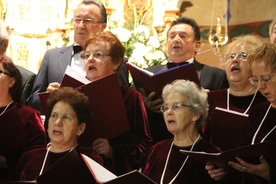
[81,154,157,184]
[127,62,200,98]
[39,66,130,147]
[180,141,276,170]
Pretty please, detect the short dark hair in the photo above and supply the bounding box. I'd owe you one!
[47,87,92,125]
[80,0,107,23]
[168,17,201,41]
[0,56,22,102]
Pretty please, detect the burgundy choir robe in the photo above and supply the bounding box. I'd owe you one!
[102,87,152,175]
[12,146,103,181]
[0,102,47,180]
[238,102,276,184]
[203,89,267,146]
[143,139,219,184]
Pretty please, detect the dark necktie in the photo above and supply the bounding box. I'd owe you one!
[73,45,83,54]
[166,61,189,69]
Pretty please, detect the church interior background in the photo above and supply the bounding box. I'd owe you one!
[0,0,275,74]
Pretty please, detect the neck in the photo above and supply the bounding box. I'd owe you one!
[271,102,276,108]
[173,129,200,147]
[0,97,13,107]
[229,83,257,96]
[170,56,194,63]
[49,143,78,153]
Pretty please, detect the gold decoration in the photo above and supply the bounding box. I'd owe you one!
[208,0,228,54]
[124,0,153,29]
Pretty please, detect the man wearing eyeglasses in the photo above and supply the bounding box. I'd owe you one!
[27,0,130,113]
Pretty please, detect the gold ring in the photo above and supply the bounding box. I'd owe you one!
[242,166,246,172]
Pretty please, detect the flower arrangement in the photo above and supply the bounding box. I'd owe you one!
[107,10,168,68]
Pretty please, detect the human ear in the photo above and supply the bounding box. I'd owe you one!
[77,123,86,136]
[192,113,200,123]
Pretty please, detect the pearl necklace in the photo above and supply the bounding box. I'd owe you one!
[227,88,257,114]
[160,135,200,184]
[251,104,276,144]
[38,144,78,176]
[0,100,14,116]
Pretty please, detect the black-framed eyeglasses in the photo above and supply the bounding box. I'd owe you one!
[226,52,248,62]
[160,102,192,113]
[249,75,276,85]
[0,69,11,76]
[73,17,100,27]
[81,51,110,60]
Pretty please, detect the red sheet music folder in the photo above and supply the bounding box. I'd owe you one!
[81,154,157,184]
[39,70,130,147]
[127,62,200,98]
[78,73,130,147]
[180,141,276,170]
[210,107,249,151]
[38,66,89,116]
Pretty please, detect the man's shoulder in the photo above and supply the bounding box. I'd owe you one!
[194,59,224,72]
[46,45,72,55]
[204,64,224,72]
[16,65,35,76]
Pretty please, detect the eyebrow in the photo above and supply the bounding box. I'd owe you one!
[74,15,93,19]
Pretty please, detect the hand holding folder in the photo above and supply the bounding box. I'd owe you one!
[180,141,276,170]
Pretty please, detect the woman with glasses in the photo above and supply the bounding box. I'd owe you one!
[227,43,276,184]
[0,56,47,181]
[83,31,152,175]
[143,79,220,184]
[204,35,268,181]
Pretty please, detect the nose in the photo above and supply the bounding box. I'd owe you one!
[173,34,181,42]
[256,80,266,89]
[53,118,62,126]
[78,20,86,28]
[87,54,96,62]
[166,107,174,114]
[231,54,241,63]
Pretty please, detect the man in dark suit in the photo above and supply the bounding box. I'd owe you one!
[26,0,129,114]
[16,65,36,104]
[141,17,229,144]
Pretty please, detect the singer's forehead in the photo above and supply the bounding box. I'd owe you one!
[168,24,195,35]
